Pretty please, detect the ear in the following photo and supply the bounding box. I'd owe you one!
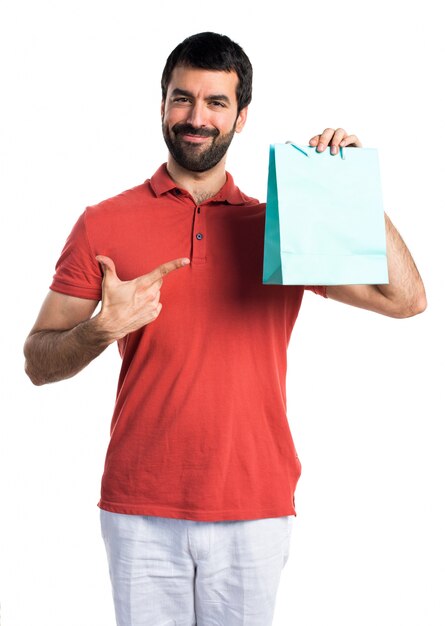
[235,106,248,133]
[161,100,165,118]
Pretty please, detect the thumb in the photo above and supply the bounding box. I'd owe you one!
[95,255,121,285]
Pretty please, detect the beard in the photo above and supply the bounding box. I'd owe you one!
[162,118,237,173]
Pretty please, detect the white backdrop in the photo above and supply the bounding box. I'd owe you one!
[1,1,444,625]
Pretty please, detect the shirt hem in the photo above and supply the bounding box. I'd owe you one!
[97,499,297,521]
[50,281,102,300]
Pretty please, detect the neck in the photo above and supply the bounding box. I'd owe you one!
[166,154,227,205]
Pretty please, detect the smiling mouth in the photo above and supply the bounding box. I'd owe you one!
[180,134,211,143]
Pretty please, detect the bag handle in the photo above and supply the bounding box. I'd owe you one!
[285,141,346,160]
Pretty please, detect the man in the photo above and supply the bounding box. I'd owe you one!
[24,32,426,626]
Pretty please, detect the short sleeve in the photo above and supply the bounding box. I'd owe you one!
[304,285,328,298]
[49,210,103,300]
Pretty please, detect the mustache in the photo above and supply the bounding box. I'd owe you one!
[172,123,219,138]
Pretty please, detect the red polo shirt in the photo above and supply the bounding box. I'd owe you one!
[50,164,326,521]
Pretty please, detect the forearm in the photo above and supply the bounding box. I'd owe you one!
[24,315,114,386]
[375,213,427,315]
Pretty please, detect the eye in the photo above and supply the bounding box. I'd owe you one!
[210,101,226,108]
[173,97,191,104]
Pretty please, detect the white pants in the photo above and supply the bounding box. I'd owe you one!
[100,509,294,626]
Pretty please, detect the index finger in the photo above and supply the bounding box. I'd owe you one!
[140,257,190,285]
[317,128,336,151]
[309,129,335,152]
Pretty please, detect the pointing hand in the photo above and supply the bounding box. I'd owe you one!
[95,255,190,341]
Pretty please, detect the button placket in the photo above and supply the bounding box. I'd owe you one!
[192,204,207,265]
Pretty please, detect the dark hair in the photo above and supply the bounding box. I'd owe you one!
[161,32,253,113]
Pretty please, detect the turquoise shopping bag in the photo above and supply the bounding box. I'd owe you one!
[262,143,389,285]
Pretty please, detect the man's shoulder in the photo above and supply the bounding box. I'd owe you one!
[85,181,153,216]
[237,193,265,212]
[238,191,262,206]
[223,170,262,207]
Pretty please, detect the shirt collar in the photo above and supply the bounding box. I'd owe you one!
[148,163,253,206]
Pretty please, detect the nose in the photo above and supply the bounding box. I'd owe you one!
[187,102,207,128]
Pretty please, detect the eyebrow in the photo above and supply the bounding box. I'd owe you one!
[170,88,231,103]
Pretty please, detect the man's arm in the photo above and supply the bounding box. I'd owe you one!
[24,291,108,386]
[24,255,190,386]
[308,128,427,318]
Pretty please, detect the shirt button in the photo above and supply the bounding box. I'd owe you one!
[196,233,203,240]
[174,188,181,195]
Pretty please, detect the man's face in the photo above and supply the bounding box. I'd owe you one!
[161,66,247,172]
